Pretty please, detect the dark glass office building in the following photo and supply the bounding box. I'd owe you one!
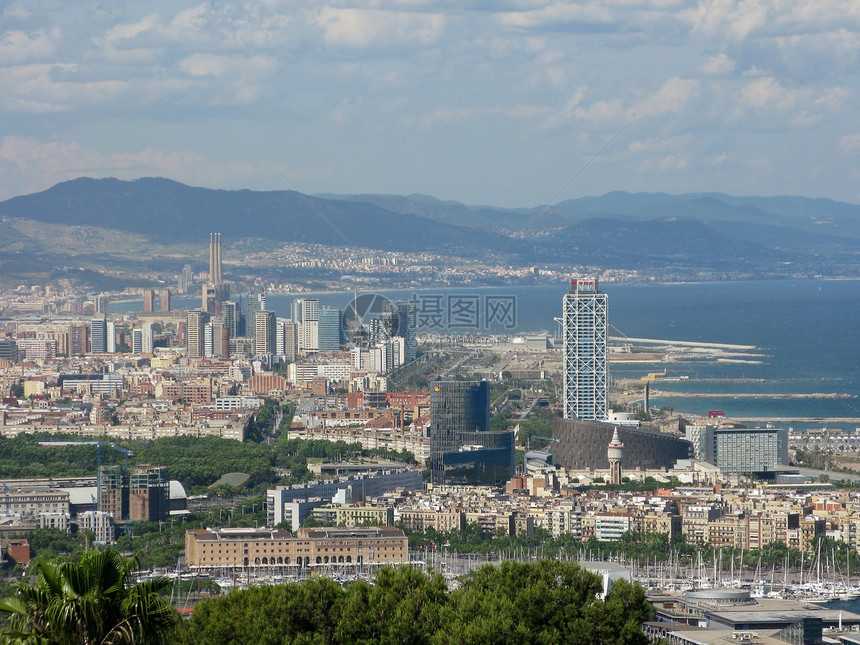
[430,381,514,484]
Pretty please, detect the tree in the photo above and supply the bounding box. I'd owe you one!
[177,561,653,644]
[0,548,178,645]
[335,566,447,643]
[178,578,344,645]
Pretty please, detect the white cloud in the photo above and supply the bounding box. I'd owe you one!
[316,7,446,48]
[496,3,614,29]
[422,104,551,126]
[2,4,32,21]
[570,97,626,123]
[539,87,587,129]
[639,154,690,172]
[700,52,735,76]
[0,28,60,64]
[626,135,692,156]
[738,77,806,109]
[567,76,699,124]
[0,63,128,112]
[102,13,159,45]
[179,53,277,77]
[840,133,860,153]
[814,86,849,110]
[164,4,211,42]
[632,76,700,118]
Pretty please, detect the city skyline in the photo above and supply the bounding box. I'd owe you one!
[3,2,860,206]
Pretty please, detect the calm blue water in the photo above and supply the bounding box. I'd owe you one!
[120,280,860,422]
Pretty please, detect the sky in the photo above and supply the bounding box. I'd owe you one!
[2,0,860,207]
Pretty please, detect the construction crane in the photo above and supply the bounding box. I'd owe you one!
[93,442,133,512]
[527,435,557,453]
[37,440,133,511]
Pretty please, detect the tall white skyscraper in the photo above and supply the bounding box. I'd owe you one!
[296,298,319,352]
[562,279,608,421]
[204,322,214,358]
[106,321,116,353]
[141,322,154,354]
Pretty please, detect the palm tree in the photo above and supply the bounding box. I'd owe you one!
[0,548,178,645]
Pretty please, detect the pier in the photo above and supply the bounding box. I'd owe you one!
[649,391,855,399]
[729,417,860,425]
[610,336,758,351]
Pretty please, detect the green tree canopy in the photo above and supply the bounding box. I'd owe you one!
[177,560,653,644]
[0,548,178,645]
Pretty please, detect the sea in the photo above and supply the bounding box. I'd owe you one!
[122,279,860,428]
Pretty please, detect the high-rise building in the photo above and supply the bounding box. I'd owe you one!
[187,310,208,359]
[142,289,155,313]
[90,316,107,354]
[131,328,143,354]
[179,264,193,293]
[0,339,19,362]
[394,299,417,362]
[202,284,217,316]
[697,426,789,474]
[204,322,214,358]
[248,292,266,318]
[106,321,116,353]
[160,288,171,313]
[300,298,319,322]
[277,318,298,361]
[94,294,110,314]
[318,306,343,351]
[562,279,608,421]
[254,310,277,356]
[223,300,238,339]
[211,320,229,358]
[429,381,513,485]
[99,465,169,522]
[99,465,127,519]
[141,322,154,354]
[296,299,319,353]
[129,466,169,522]
[430,381,490,466]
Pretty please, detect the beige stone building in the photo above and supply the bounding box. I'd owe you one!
[185,526,408,569]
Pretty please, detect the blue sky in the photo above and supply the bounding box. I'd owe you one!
[2,0,860,206]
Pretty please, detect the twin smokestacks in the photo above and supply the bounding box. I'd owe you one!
[209,232,223,285]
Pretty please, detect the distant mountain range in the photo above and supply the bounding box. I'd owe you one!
[1,177,859,284]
